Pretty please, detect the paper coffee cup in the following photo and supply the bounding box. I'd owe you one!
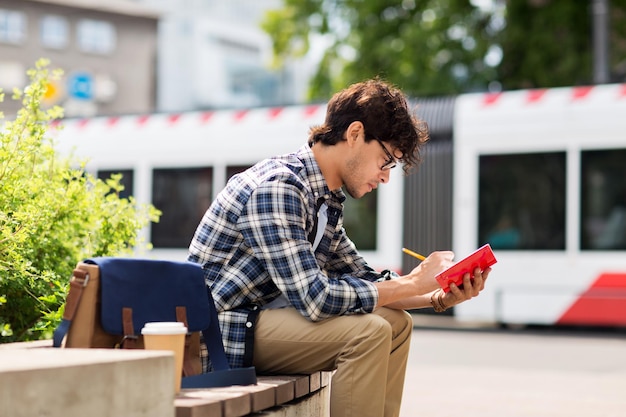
[141,322,188,393]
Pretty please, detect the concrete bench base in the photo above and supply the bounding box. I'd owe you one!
[0,344,175,417]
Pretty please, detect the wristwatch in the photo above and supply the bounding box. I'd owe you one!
[379,269,401,281]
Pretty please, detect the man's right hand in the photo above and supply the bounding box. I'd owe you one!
[374,251,454,308]
[406,251,455,294]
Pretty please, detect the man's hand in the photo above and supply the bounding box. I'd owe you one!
[406,251,455,294]
[375,251,455,308]
[442,266,490,308]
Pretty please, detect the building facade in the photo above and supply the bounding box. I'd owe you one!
[135,0,311,112]
[0,0,311,117]
[0,0,159,117]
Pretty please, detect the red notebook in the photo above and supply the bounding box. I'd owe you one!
[435,244,497,292]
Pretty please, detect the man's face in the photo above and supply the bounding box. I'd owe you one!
[342,136,398,199]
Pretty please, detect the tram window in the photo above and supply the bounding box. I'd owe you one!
[478,152,566,250]
[343,190,377,250]
[97,169,133,199]
[581,148,626,250]
[151,167,213,248]
[226,165,252,180]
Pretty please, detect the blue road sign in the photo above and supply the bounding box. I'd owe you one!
[67,72,94,100]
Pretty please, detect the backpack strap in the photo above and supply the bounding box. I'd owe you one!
[180,286,256,388]
[176,306,202,376]
[53,267,90,347]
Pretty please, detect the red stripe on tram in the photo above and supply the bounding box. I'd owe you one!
[557,273,626,326]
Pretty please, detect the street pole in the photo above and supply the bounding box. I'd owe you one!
[592,0,610,84]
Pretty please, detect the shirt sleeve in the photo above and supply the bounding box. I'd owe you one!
[325,229,383,282]
[238,176,379,321]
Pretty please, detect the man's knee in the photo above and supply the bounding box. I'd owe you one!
[345,312,393,346]
[374,308,413,334]
[347,310,413,346]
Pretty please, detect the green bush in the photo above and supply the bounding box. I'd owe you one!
[0,59,161,343]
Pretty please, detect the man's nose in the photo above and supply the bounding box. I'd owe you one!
[379,170,391,184]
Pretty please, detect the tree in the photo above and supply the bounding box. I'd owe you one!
[262,0,498,100]
[262,0,626,98]
[498,0,626,89]
[0,60,161,343]
[497,0,591,89]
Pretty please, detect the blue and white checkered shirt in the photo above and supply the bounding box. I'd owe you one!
[188,144,380,369]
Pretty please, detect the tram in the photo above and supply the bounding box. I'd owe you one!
[51,82,626,327]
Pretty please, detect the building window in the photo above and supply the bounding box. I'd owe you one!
[226,165,251,180]
[40,15,68,49]
[97,169,134,200]
[478,152,566,250]
[0,9,26,44]
[581,148,626,250]
[151,167,213,248]
[77,19,116,54]
[0,61,25,89]
[343,191,378,250]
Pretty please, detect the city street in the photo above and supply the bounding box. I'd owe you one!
[400,316,626,417]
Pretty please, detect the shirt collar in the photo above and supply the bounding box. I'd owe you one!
[296,144,346,204]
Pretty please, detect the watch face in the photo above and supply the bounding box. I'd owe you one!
[379,270,399,281]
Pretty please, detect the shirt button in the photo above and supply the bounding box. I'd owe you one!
[252,305,258,311]
[246,322,253,328]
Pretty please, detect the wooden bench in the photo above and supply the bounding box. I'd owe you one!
[1,340,331,417]
[176,372,332,417]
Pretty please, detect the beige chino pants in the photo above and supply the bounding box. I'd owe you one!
[253,307,413,417]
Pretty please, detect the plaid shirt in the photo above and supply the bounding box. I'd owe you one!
[188,144,381,369]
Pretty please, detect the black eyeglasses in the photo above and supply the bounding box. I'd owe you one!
[376,140,397,171]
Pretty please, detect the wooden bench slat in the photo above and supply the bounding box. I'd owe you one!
[204,384,276,413]
[176,390,251,417]
[309,371,321,392]
[320,371,332,388]
[256,376,296,404]
[261,374,311,398]
[175,397,222,417]
[293,375,311,398]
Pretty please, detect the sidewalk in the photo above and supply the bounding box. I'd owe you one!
[410,313,498,331]
[401,316,626,417]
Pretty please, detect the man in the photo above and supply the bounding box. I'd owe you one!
[188,79,490,417]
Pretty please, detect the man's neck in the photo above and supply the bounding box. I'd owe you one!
[311,142,343,191]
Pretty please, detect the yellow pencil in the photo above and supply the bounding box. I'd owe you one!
[402,247,426,261]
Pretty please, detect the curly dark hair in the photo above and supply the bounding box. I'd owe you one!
[308,78,429,174]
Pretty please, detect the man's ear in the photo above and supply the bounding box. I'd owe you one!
[345,121,364,147]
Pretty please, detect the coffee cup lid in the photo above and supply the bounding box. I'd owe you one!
[141,321,188,335]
